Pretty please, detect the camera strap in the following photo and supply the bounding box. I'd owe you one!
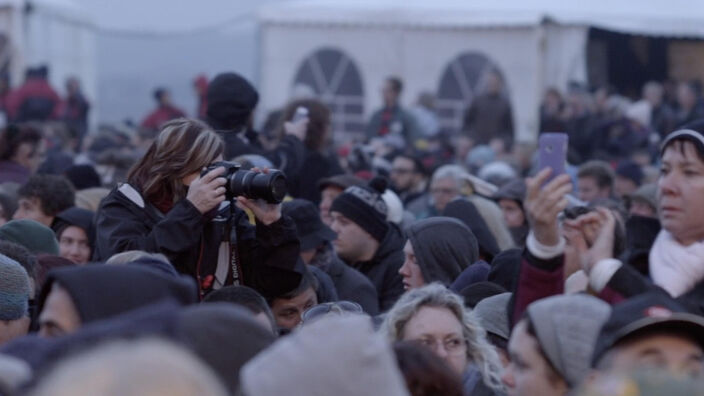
[228,226,243,286]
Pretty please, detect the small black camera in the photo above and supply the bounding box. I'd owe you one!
[202,161,287,204]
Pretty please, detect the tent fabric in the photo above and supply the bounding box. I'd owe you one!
[259,0,704,39]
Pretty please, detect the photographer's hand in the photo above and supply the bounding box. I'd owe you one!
[186,166,226,214]
[235,168,282,226]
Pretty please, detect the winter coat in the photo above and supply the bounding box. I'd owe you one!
[310,243,379,315]
[287,149,344,205]
[406,217,479,287]
[366,105,420,142]
[140,105,186,131]
[93,184,302,299]
[5,77,61,122]
[462,94,514,147]
[217,129,306,186]
[347,225,405,312]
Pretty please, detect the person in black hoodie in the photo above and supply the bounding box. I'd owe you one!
[400,217,479,291]
[206,72,306,182]
[93,118,302,300]
[52,207,95,265]
[330,177,405,311]
[35,265,197,337]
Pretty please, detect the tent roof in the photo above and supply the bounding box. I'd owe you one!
[259,0,704,38]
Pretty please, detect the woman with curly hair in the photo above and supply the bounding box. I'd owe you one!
[382,283,505,396]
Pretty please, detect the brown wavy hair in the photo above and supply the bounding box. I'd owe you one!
[277,99,331,151]
[127,118,223,204]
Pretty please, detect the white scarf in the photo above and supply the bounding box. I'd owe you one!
[649,230,704,297]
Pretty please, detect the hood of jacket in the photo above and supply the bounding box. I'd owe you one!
[406,217,478,286]
[37,265,197,325]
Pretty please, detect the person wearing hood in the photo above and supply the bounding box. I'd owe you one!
[400,217,479,291]
[206,72,306,181]
[492,178,529,247]
[329,177,405,311]
[52,207,94,265]
[35,265,197,337]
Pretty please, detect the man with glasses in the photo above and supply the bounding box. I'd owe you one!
[389,154,427,206]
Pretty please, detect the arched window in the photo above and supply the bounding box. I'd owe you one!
[293,48,364,139]
[436,52,507,135]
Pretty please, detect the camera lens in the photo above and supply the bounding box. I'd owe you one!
[229,170,287,203]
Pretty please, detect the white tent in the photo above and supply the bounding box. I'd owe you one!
[258,0,704,142]
[0,0,96,119]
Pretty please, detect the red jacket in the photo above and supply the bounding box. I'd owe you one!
[141,105,186,131]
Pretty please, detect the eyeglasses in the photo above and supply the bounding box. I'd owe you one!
[301,301,364,324]
[412,336,467,355]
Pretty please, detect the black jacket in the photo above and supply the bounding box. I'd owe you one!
[287,149,344,205]
[311,243,379,315]
[219,129,306,183]
[93,185,302,299]
[348,225,405,312]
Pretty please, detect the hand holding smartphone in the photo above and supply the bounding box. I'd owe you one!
[538,133,568,185]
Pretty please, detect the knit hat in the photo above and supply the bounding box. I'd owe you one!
[660,128,704,157]
[206,72,259,131]
[240,315,410,396]
[0,220,59,255]
[330,177,389,242]
[177,303,276,394]
[473,292,511,341]
[0,253,30,320]
[458,281,506,309]
[526,294,612,387]
[615,160,643,186]
[63,165,101,190]
[627,183,657,213]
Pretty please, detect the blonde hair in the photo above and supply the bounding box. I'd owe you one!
[28,338,228,396]
[381,283,505,393]
[127,118,223,204]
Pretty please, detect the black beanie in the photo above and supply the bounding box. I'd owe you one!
[330,177,389,242]
[206,72,259,131]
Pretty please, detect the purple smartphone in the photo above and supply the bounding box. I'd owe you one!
[538,133,568,185]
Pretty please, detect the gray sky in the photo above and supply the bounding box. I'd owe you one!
[71,0,291,125]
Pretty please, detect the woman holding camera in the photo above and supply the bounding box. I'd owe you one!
[94,118,302,299]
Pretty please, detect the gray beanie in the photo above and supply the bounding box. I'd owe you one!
[0,253,30,321]
[473,292,511,341]
[240,315,410,396]
[526,294,611,387]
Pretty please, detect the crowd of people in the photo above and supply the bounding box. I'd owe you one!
[0,64,703,396]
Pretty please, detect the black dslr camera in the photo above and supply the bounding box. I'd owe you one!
[202,161,287,204]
